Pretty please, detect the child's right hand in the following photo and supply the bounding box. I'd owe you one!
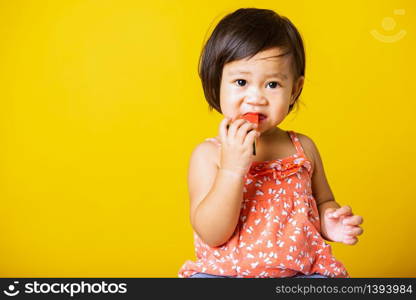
[218,117,259,176]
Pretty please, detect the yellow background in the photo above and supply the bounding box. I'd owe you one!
[0,0,414,277]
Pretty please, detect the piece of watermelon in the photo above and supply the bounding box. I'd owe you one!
[226,113,259,155]
[240,112,260,125]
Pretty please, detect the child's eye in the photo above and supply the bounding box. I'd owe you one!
[234,80,280,88]
[267,81,280,89]
[235,79,246,87]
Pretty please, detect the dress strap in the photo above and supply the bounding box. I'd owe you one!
[288,131,306,157]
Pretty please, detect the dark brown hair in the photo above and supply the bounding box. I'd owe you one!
[199,8,305,114]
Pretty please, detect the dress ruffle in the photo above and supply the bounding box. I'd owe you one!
[247,154,313,180]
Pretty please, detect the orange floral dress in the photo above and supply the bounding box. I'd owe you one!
[178,131,349,278]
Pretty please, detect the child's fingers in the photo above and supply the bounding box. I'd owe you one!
[344,226,364,237]
[342,215,363,226]
[325,208,338,219]
[243,128,259,149]
[228,119,247,139]
[236,121,257,144]
[219,117,231,142]
[343,236,358,245]
[330,205,353,218]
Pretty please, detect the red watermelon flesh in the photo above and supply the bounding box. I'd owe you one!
[240,112,260,124]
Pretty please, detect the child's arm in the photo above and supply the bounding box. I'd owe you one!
[298,134,364,244]
[188,141,245,248]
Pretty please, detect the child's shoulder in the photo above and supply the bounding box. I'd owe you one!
[294,131,315,150]
[190,137,221,169]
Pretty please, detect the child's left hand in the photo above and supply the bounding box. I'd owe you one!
[322,205,364,245]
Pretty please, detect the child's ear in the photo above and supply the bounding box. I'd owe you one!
[290,76,305,105]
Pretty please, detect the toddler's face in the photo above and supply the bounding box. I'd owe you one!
[220,47,304,136]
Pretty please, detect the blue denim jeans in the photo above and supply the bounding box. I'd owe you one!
[189,272,329,278]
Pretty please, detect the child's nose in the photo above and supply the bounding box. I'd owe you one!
[245,98,267,107]
[244,89,266,105]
